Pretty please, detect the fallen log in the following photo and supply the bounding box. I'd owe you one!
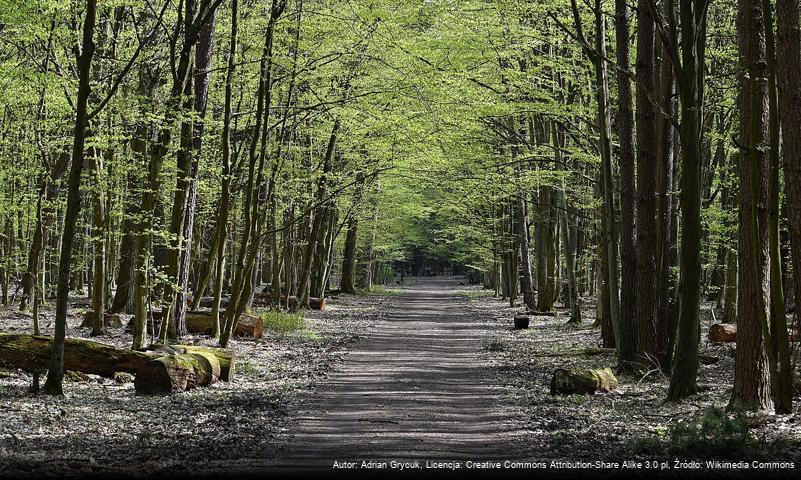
[583,347,618,356]
[278,295,325,310]
[190,296,230,309]
[0,333,154,378]
[708,323,801,343]
[185,311,264,339]
[178,345,236,382]
[134,352,220,395]
[142,344,235,382]
[80,311,124,329]
[550,367,618,395]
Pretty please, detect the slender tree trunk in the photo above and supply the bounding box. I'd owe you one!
[221,0,287,347]
[553,127,580,323]
[615,0,637,370]
[667,0,707,401]
[635,0,658,367]
[588,0,621,347]
[88,150,106,336]
[43,0,97,395]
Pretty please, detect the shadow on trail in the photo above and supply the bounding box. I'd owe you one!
[268,277,528,467]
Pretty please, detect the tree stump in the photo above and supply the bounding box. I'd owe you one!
[550,367,618,395]
[514,314,530,329]
[80,311,124,329]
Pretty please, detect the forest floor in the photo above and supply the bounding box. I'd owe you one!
[1,277,800,478]
[0,290,388,477]
[465,286,801,466]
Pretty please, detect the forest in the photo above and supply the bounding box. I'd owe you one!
[0,0,800,477]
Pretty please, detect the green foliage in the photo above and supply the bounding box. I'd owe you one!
[358,285,402,296]
[625,408,775,457]
[668,408,755,456]
[261,311,305,334]
[458,289,494,299]
[235,360,255,375]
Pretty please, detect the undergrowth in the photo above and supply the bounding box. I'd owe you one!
[358,285,402,296]
[261,311,305,333]
[625,407,783,457]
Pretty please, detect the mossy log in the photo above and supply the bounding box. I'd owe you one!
[175,345,235,382]
[142,343,235,382]
[134,352,221,395]
[550,367,619,395]
[80,311,124,329]
[0,333,155,378]
[184,311,264,339]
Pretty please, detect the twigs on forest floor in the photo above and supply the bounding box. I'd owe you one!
[530,347,616,358]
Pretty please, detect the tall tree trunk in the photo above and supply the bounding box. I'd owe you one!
[581,0,621,347]
[210,0,238,337]
[221,0,287,347]
[763,0,793,414]
[88,150,106,336]
[171,7,216,336]
[655,22,678,372]
[553,126,580,323]
[775,0,801,414]
[298,121,339,307]
[43,0,97,395]
[667,0,708,401]
[635,0,658,367]
[730,0,772,412]
[615,0,637,370]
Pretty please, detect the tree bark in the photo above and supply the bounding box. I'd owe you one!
[765,0,794,414]
[730,0,772,412]
[635,0,659,367]
[776,1,801,376]
[666,0,708,401]
[43,0,97,395]
[615,0,637,370]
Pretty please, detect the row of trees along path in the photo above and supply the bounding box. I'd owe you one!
[0,0,798,415]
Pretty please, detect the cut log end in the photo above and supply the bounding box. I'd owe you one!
[550,367,618,395]
[134,352,220,395]
[708,323,737,343]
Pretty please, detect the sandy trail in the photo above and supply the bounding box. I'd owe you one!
[264,277,529,471]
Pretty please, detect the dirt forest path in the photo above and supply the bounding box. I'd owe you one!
[266,276,530,471]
